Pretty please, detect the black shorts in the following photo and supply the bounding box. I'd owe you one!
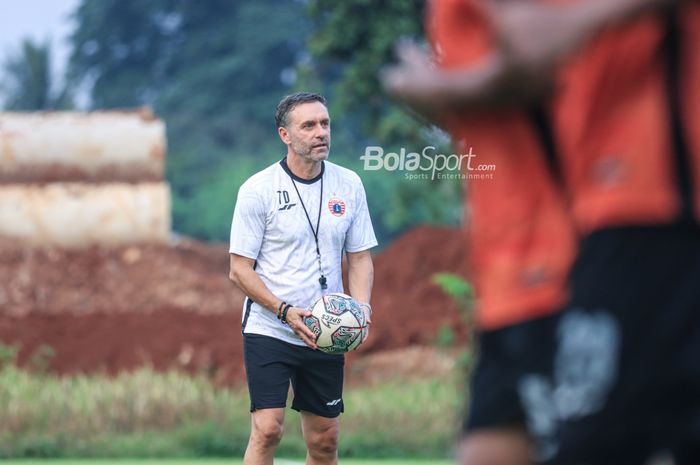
[523,225,700,465]
[463,312,560,432]
[243,334,345,418]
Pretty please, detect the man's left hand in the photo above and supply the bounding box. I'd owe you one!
[360,303,372,325]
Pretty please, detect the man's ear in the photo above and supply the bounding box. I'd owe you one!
[278,126,290,145]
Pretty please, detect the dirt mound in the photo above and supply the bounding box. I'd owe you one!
[361,225,471,352]
[0,226,470,384]
[347,345,459,387]
[0,310,246,385]
[0,236,243,317]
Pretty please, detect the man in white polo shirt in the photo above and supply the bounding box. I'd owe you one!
[229,92,377,465]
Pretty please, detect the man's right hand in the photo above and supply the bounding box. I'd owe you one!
[284,306,318,350]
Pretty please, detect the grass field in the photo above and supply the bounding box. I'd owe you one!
[4,460,452,465]
[0,363,463,459]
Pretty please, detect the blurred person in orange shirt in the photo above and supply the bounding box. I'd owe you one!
[383,1,700,464]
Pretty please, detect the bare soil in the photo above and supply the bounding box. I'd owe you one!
[0,226,470,385]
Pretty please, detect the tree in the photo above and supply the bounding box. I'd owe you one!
[66,0,462,243]
[70,0,307,137]
[301,0,462,242]
[302,0,427,147]
[69,0,310,240]
[1,39,72,110]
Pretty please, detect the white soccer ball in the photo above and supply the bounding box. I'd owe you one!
[304,293,369,354]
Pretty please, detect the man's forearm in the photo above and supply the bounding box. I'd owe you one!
[229,255,318,346]
[231,265,282,314]
[347,255,374,305]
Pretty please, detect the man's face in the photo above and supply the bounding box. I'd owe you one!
[282,101,331,162]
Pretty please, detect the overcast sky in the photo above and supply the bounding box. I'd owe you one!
[0,0,80,80]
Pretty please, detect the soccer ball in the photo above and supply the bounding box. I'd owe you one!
[304,293,369,354]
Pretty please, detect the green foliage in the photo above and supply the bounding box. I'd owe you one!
[457,349,473,373]
[0,343,18,370]
[341,379,461,458]
[69,0,310,241]
[433,324,456,349]
[302,0,463,242]
[302,0,426,146]
[69,0,308,147]
[0,39,73,110]
[432,273,474,323]
[169,154,278,242]
[60,0,463,243]
[28,344,55,374]
[0,365,249,458]
[432,273,475,369]
[0,365,461,459]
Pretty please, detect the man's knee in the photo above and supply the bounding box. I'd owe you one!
[456,427,534,465]
[251,413,285,449]
[305,421,339,457]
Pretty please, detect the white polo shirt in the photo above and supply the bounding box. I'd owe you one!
[229,158,377,346]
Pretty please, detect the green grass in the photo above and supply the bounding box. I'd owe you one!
[0,363,464,459]
[4,460,452,465]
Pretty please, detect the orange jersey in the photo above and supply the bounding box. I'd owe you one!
[551,7,700,230]
[428,0,577,329]
[428,0,700,329]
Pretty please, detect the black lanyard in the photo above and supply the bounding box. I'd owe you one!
[290,175,327,290]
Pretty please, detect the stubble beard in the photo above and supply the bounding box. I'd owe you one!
[291,138,330,163]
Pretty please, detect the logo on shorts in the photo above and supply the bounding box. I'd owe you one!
[328,198,346,217]
[553,309,620,419]
[326,398,342,406]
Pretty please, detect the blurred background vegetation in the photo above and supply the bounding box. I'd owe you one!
[0,344,462,459]
[0,0,462,246]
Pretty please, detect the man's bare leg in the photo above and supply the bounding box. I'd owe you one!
[456,427,534,465]
[301,410,340,465]
[243,408,285,465]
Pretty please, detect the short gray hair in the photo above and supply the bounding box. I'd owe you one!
[275,92,327,128]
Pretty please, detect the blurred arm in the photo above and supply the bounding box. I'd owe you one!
[346,250,374,323]
[383,0,682,115]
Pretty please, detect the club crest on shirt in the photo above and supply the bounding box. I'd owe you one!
[328,198,346,217]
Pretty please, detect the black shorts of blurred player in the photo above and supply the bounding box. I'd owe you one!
[519,224,700,465]
[460,311,560,465]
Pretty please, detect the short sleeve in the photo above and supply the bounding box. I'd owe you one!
[229,185,266,259]
[344,178,378,253]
